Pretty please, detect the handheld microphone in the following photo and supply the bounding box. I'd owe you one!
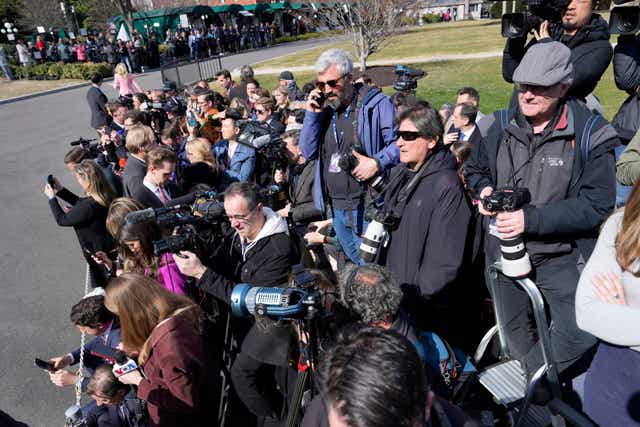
[90,342,138,377]
[112,351,138,377]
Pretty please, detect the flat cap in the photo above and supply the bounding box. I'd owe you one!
[513,41,573,87]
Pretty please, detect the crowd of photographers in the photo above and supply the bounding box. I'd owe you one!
[36,0,640,425]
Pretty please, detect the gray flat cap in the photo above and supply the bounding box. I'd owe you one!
[513,41,573,87]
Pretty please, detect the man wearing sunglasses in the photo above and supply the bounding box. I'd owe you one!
[300,48,398,265]
[255,96,285,134]
[465,42,618,376]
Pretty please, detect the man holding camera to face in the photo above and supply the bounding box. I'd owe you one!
[300,48,398,265]
[465,42,618,376]
[502,0,612,108]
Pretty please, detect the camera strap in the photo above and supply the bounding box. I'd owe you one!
[382,154,436,229]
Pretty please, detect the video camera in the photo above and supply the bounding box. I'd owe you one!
[491,0,570,38]
[393,64,426,94]
[609,0,640,34]
[124,191,228,257]
[70,137,101,159]
[483,187,533,278]
[237,119,289,171]
[230,265,322,320]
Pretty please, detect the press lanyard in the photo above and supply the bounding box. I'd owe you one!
[332,96,355,150]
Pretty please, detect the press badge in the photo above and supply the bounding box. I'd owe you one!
[328,153,342,173]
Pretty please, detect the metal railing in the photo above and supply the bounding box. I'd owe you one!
[160,54,223,89]
[484,263,597,427]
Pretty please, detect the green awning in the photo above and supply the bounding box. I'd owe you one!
[269,2,292,10]
[243,3,272,12]
[212,4,243,13]
[289,3,307,9]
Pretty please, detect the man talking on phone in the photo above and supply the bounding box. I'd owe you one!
[300,48,398,265]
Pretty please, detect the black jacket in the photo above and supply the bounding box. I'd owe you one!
[122,156,147,198]
[48,188,113,254]
[502,14,612,101]
[228,83,247,102]
[288,160,323,224]
[382,149,471,298]
[87,85,110,129]
[196,209,295,365]
[612,34,640,143]
[180,162,217,193]
[465,99,618,261]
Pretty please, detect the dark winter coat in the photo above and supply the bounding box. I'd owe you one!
[382,149,471,299]
[503,14,612,101]
[611,34,640,143]
[465,99,618,261]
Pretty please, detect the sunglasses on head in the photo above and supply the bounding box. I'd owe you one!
[398,131,422,141]
[315,73,349,91]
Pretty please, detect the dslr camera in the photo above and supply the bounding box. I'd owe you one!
[337,146,388,193]
[483,187,532,278]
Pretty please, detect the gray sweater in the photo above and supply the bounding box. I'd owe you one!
[576,210,640,351]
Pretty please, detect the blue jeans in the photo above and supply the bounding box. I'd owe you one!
[615,145,633,208]
[1,62,14,80]
[332,205,368,265]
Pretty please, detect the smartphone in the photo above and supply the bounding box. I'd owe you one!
[187,111,198,127]
[46,174,55,187]
[83,242,96,258]
[34,357,56,372]
[312,92,325,108]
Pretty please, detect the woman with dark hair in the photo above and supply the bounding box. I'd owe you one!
[116,221,189,295]
[576,179,640,426]
[44,160,116,287]
[105,273,208,427]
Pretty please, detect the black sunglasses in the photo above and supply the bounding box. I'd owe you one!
[398,131,421,141]
[315,73,349,91]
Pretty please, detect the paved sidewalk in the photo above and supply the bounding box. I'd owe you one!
[251,50,504,75]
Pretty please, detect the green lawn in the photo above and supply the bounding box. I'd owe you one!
[249,55,626,120]
[257,20,505,69]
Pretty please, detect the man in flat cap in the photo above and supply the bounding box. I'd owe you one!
[465,41,618,377]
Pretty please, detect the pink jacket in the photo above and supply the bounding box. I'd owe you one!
[114,73,142,97]
[145,253,189,295]
[75,44,86,61]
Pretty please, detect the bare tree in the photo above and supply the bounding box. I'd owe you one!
[307,0,414,71]
[109,0,136,34]
[16,0,66,33]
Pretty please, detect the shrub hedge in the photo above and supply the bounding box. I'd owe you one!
[9,62,113,81]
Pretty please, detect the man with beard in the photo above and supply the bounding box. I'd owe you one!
[300,48,398,265]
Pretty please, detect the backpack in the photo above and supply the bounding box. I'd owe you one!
[417,331,477,403]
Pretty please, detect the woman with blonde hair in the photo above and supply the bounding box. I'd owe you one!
[44,160,116,287]
[181,137,218,191]
[105,273,209,426]
[113,62,142,98]
[576,179,640,426]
